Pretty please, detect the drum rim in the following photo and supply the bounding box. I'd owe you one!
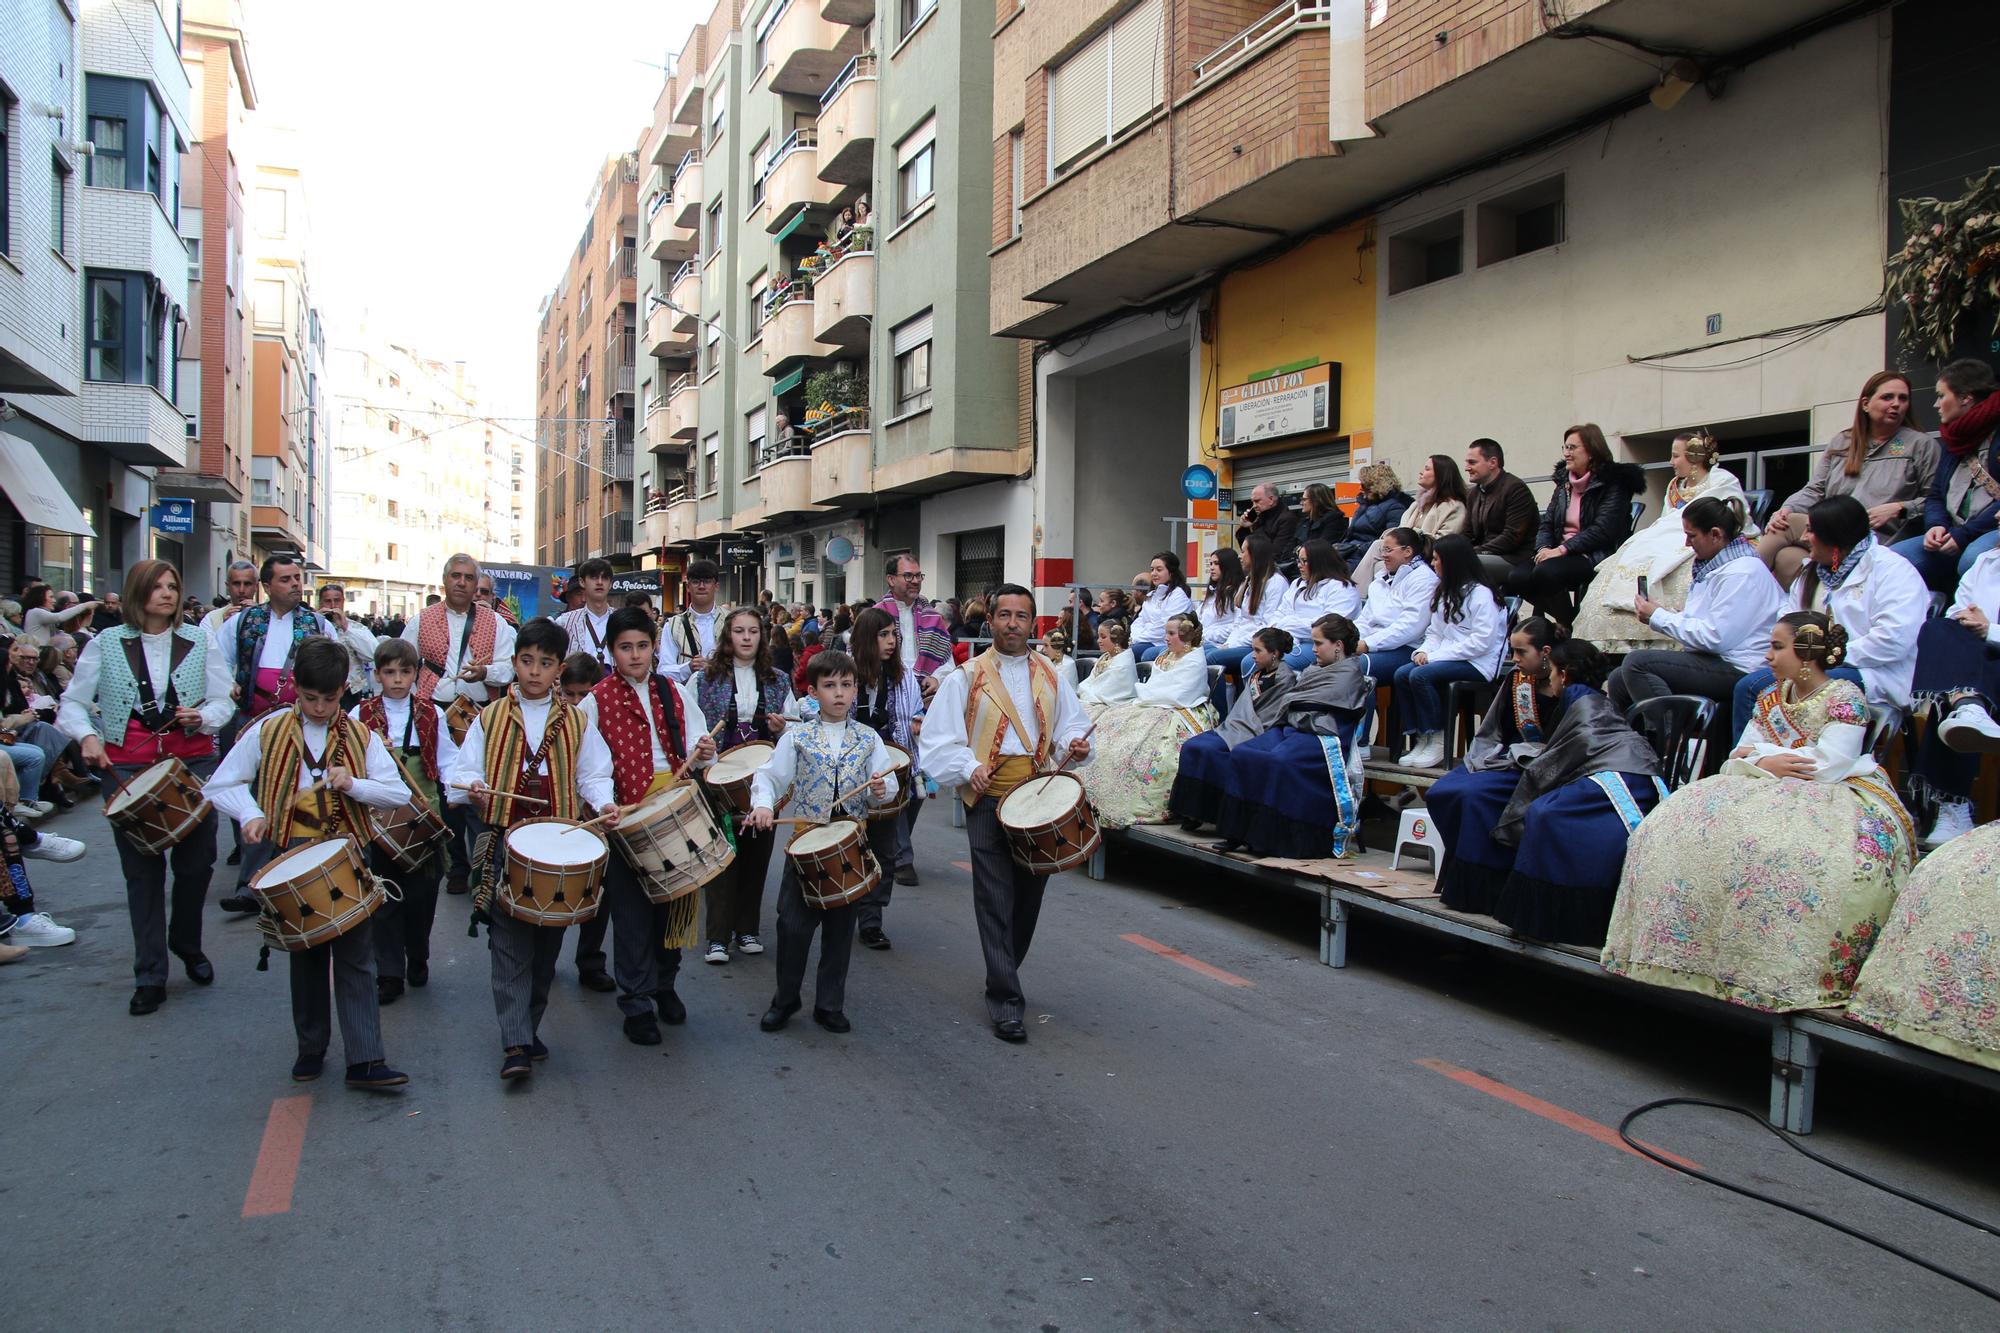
[107,758,186,812]
[505,817,608,863]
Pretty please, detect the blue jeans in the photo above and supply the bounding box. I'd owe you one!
[1,742,46,803]
[1731,665,1867,740]
[1889,529,2000,593]
[1135,642,1168,664]
[1357,646,1417,684]
[1393,659,1486,734]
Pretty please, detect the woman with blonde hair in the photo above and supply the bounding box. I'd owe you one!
[1336,463,1412,570]
[1350,454,1468,590]
[1083,615,1217,827]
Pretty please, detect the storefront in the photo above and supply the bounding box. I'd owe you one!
[766,518,866,612]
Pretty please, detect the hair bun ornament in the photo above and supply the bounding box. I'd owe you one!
[1822,621,1850,666]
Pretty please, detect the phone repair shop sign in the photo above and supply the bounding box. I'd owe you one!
[1218,363,1339,450]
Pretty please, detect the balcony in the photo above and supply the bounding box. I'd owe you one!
[821,0,874,24]
[768,0,865,98]
[665,372,699,439]
[759,290,832,377]
[646,299,693,357]
[811,248,873,351]
[610,362,636,400]
[671,32,707,124]
[755,435,823,523]
[817,53,877,185]
[644,390,671,446]
[649,116,700,168]
[763,129,840,233]
[809,409,873,507]
[670,152,704,228]
[646,190,696,263]
[82,380,190,469]
[669,260,702,330]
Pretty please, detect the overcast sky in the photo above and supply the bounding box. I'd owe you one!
[252,0,700,424]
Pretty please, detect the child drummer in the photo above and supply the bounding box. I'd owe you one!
[203,638,414,1089]
[744,650,897,1035]
[447,618,616,1081]
[692,607,794,964]
[349,638,459,1006]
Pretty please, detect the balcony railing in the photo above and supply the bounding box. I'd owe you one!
[1193,0,1331,84]
[766,126,818,176]
[820,51,875,111]
[646,187,672,219]
[805,404,868,439]
[761,276,814,324]
[672,148,702,191]
[759,433,814,469]
[670,258,700,288]
[667,371,695,399]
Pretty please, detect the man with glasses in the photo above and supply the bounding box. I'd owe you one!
[662,559,725,682]
[873,553,951,888]
[317,583,379,705]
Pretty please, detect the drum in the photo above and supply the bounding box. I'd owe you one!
[702,741,775,816]
[787,820,880,910]
[500,819,607,926]
[612,782,735,904]
[996,772,1101,875]
[249,836,388,952]
[104,757,213,854]
[444,694,480,747]
[370,799,448,873]
[867,744,914,822]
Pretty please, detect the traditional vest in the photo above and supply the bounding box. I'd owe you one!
[668,606,724,662]
[91,626,211,743]
[959,649,1059,807]
[557,605,615,666]
[478,692,585,823]
[694,666,790,747]
[253,708,373,846]
[787,719,878,823]
[233,605,324,709]
[414,602,499,705]
[359,694,442,787]
[591,673,688,805]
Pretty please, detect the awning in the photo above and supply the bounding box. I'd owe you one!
[772,206,810,244]
[772,366,805,396]
[0,433,96,536]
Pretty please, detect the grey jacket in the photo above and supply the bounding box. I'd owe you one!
[1779,426,1938,543]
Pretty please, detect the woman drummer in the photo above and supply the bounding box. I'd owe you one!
[847,606,923,950]
[695,607,794,964]
[57,559,234,1017]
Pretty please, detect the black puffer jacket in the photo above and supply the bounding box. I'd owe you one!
[1533,461,1647,565]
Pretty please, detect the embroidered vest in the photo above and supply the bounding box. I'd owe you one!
[591,673,688,804]
[414,603,498,705]
[233,606,322,706]
[252,709,373,846]
[694,668,789,747]
[479,693,584,822]
[93,626,211,742]
[787,719,879,823]
[959,649,1059,807]
[359,695,442,784]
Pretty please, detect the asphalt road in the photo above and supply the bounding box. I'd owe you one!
[5,801,1998,1330]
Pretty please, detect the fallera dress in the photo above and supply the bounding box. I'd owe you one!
[1571,468,1756,655]
[1081,648,1216,829]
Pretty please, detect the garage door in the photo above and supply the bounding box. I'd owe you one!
[1224,440,1350,500]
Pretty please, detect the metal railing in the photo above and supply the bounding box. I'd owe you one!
[1193,0,1331,84]
[805,404,869,439]
[646,187,672,219]
[666,371,696,400]
[758,433,813,468]
[765,126,819,176]
[821,51,877,110]
[670,257,700,290]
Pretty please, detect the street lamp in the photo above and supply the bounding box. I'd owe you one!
[646,293,738,351]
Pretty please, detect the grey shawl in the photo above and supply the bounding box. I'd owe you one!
[1217,661,1297,749]
[1492,688,1661,847]
[1280,657,1372,737]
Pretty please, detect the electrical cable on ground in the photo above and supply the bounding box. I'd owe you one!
[1619,1098,2000,1304]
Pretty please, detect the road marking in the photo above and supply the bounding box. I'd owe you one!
[1416,1058,1700,1171]
[243,1095,312,1218]
[951,860,971,872]
[1120,933,1254,987]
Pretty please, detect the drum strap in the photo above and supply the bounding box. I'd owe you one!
[123,636,180,732]
[644,769,704,953]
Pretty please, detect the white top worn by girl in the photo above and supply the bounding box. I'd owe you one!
[1647,553,1786,674]
[1947,545,2000,642]
[1076,649,1139,707]
[1785,541,1927,711]
[1275,576,1362,640]
[1128,586,1193,647]
[1198,590,1246,649]
[1132,649,1211,708]
[1352,560,1440,653]
[1223,574,1293,649]
[1416,583,1509,680]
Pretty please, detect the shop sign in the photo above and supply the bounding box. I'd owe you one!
[1218,362,1339,449]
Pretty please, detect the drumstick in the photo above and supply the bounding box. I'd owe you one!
[765,769,898,826]
[664,717,730,787]
[1028,723,1098,797]
[447,783,551,808]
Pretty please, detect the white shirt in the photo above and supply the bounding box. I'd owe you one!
[200,602,248,638]
[347,695,461,786]
[1947,545,2000,644]
[1224,574,1293,648]
[1129,586,1194,647]
[447,692,616,811]
[1416,583,1509,680]
[576,674,713,773]
[202,711,412,827]
[562,605,616,667]
[1076,649,1139,707]
[1787,542,1927,711]
[400,605,518,703]
[1276,576,1362,639]
[748,718,898,814]
[919,650,1092,790]
[1198,592,1246,650]
[733,663,763,721]
[895,601,918,668]
[1726,693,1877,785]
[660,605,722,682]
[331,618,379,697]
[1648,556,1785,674]
[213,606,338,676]
[1353,560,1440,654]
[58,628,238,741]
[1133,649,1209,708]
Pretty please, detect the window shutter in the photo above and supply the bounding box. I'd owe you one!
[896,115,936,168]
[892,309,933,356]
[747,406,766,441]
[1110,0,1164,134]
[1047,31,1110,172]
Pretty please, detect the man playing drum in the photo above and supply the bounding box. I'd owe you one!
[918,584,1092,1043]
[204,638,414,1089]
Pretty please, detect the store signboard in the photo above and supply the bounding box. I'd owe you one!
[1218,362,1339,449]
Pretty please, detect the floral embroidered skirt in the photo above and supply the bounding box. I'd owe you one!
[1082,701,1215,830]
[1601,773,1915,1011]
[1846,823,2000,1072]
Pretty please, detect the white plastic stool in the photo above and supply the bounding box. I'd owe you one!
[1391,807,1446,872]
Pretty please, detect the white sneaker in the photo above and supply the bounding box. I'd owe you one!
[1922,801,1976,849]
[22,833,86,862]
[1939,701,2000,754]
[1401,733,1445,769]
[8,912,76,947]
[9,803,44,824]
[26,800,56,817]
[736,933,764,955]
[703,941,729,965]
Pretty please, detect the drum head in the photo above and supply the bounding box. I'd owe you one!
[791,820,860,854]
[108,760,179,815]
[266,838,355,877]
[628,783,702,823]
[880,746,912,774]
[708,742,775,783]
[999,773,1084,828]
[506,821,606,865]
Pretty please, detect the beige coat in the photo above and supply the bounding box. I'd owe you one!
[1779,426,1938,541]
[1399,497,1467,541]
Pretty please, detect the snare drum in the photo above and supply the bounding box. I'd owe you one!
[702,741,775,816]
[370,800,449,873]
[104,757,214,854]
[867,744,914,821]
[249,836,388,952]
[500,819,607,926]
[612,783,736,904]
[996,772,1101,875]
[444,694,480,747]
[786,820,880,910]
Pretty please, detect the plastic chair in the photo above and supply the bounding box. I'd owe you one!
[1444,678,1501,762]
[1743,488,1774,528]
[1625,695,1718,790]
[1629,498,1646,529]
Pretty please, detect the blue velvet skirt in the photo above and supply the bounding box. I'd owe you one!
[1167,730,1234,826]
[1429,766,1522,916]
[1491,773,1662,946]
[1213,719,1363,859]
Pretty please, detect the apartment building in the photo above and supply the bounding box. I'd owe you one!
[327,333,532,619]
[630,0,1023,609]
[245,130,328,570]
[994,0,1952,614]
[533,147,641,574]
[0,0,195,594]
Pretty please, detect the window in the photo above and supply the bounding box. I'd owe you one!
[703,315,721,375]
[705,200,722,261]
[747,406,767,468]
[1475,175,1566,267]
[50,153,69,254]
[701,432,720,494]
[1047,0,1163,178]
[1008,130,1023,238]
[87,114,126,188]
[0,90,12,255]
[953,527,1006,604]
[253,277,284,328]
[748,269,768,329]
[1386,213,1464,294]
[85,269,171,389]
[892,310,933,416]
[708,79,727,146]
[254,186,286,238]
[88,275,125,381]
[84,75,180,217]
[895,116,936,221]
[753,0,782,72]
[902,0,938,38]
[749,134,770,209]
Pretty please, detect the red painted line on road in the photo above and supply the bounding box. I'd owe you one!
[951,860,972,872]
[1416,1058,1700,1171]
[242,1095,312,1218]
[1120,933,1254,988]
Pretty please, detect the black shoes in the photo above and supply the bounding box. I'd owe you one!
[445,875,469,896]
[529,1039,549,1062]
[813,1008,851,1033]
[378,977,405,1006]
[578,968,615,993]
[893,865,919,887]
[623,1014,662,1045]
[656,988,687,1025]
[1179,817,1203,832]
[1208,839,1246,854]
[225,845,242,867]
[177,952,214,985]
[760,1000,801,1032]
[217,895,259,914]
[407,962,430,988]
[500,1047,532,1081]
[129,986,165,1016]
[345,1061,409,1089]
[858,927,891,951]
[993,1018,1027,1043]
[292,1052,324,1082]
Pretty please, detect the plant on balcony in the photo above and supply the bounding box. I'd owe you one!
[802,366,867,417]
[1887,165,2000,363]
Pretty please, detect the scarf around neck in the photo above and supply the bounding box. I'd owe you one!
[1816,536,1874,593]
[1940,391,2000,458]
[1692,537,1758,585]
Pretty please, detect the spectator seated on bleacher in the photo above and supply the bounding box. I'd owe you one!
[1234,483,1299,562]
[1077,620,1138,722]
[1271,539,1360,671]
[1039,629,1079,693]
[1390,536,1508,771]
[1350,527,1440,689]
[1335,464,1412,572]
[1194,549,1247,657]
[1463,439,1541,588]
[1349,455,1466,592]
[1082,615,1215,830]
[1889,358,2000,594]
[1206,535,1288,709]
[1904,542,2000,849]
[1169,628,1296,833]
[1504,424,1646,630]
[1131,552,1195,664]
